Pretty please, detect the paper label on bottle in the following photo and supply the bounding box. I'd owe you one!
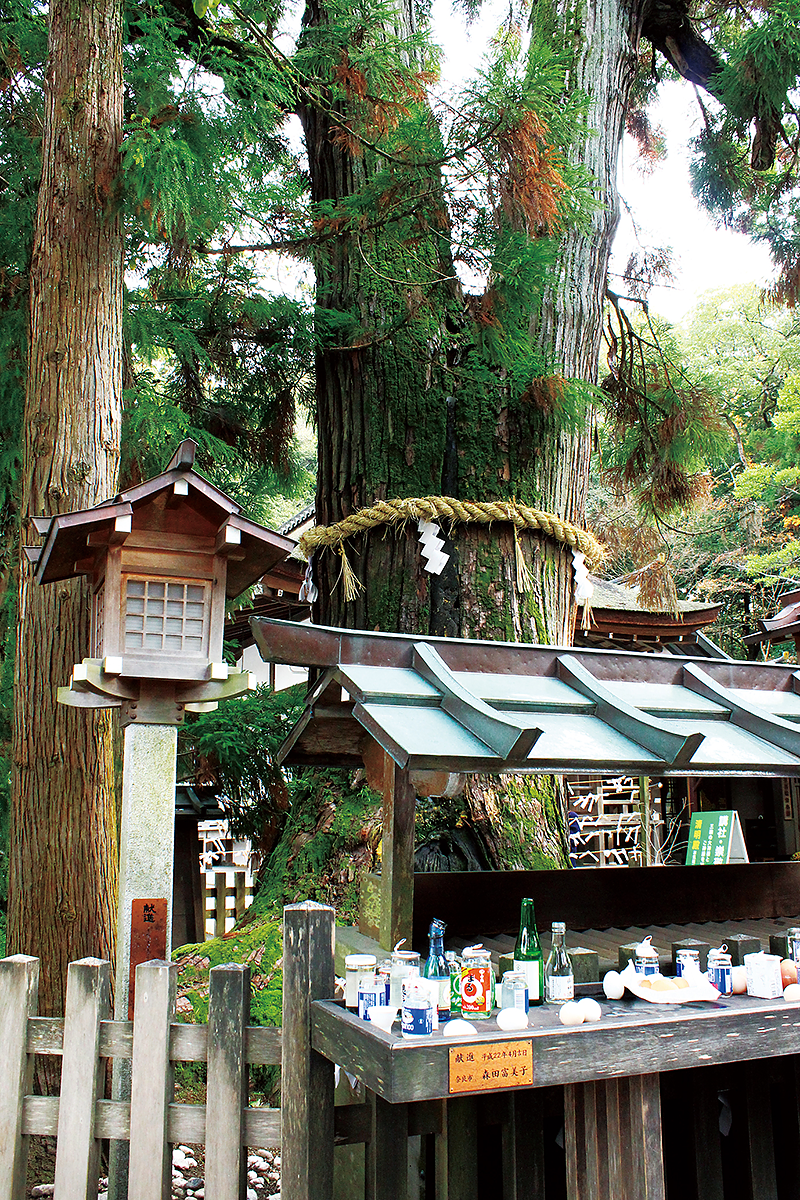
[514,959,541,1002]
[545,976,574,1003]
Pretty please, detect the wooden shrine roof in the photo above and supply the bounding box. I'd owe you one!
[251,617,800,778]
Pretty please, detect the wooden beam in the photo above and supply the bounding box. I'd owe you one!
[376,749,416,953]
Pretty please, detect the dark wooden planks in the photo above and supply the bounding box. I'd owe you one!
[412,862,800,944]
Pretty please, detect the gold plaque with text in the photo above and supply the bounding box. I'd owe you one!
[448,1039,534,1094]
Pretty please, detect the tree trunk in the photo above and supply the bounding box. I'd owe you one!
[300,0,641,869]
[8,0,123,1019]
[305,0,640,646]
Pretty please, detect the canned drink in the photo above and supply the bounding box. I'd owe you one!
[634,937,659,976]
[708,948,733,995]
[401,985,433,1039]
[501,971,529,1012]
[788,927,800,968]
[676,949,701,979]
[357,976,387,1020]
[460,946,494,1019]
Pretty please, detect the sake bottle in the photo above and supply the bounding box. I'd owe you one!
[545,921,574,1003]
[513,897,545,1007]
[422,918,451,1021]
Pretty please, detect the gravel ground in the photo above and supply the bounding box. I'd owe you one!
[29,1145,282,1199]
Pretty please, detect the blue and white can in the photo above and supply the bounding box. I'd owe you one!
[707,949,732,995]
[358,978,387,1020]
[401,986,433,1039]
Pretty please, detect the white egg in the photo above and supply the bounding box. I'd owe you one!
[496,1007,529,1031]
[559,1001,585,1026]
[576,997,602,1022]
[443,1019,479,1037]
[731,966,747,995]
[784,983,800,1003]
[602,971,625,1000]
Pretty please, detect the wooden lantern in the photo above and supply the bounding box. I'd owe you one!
[24,440,296,722]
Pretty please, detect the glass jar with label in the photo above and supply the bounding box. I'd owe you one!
[501,970,529,1012]
[344,954,377,1009]
[460,945,495,1018]
[545,922,574,1003]
[389,941,420,1006]
[788,927,800,971]
[401,982,433,1039]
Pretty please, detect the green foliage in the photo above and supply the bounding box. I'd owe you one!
[251,769,382,925]
[178,683,307,841]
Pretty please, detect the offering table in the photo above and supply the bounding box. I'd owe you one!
[312,992,800,1199]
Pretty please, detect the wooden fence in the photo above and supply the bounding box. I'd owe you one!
[204,869,255,937]
[0,902,339,1200]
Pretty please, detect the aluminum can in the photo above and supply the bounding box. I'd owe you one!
[788,928,800,969]
[708,949,733,995]
[501,971,529,1012]
[676,949,701,979]
[460,947,494,1018]
[634,941,659,976]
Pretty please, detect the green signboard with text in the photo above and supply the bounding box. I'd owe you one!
[685,810,749,865]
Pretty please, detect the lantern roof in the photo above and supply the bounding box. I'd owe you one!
[24,439,296,598]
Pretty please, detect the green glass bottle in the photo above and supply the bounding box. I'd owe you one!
[513,897,544,1006]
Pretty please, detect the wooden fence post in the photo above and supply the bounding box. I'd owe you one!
[53,958,111,1200]
[281,902,335,1200]
[0,955,40,1200]
[128,960,177,1200]
[216,873,227,936]
[205,963,250,1200]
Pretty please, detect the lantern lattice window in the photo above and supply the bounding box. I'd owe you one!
[92,582,105,658]
[124,579,209,655]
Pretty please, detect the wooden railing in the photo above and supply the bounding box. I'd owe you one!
[0,901,339,1200]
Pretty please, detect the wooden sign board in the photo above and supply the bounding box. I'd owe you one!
[128,897,168,1019]
[449,1039,534,1094]
[685,810,749,866]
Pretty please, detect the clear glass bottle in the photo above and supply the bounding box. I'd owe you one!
[513,897,544,1006]
[545,921,574,1003]
[422,918,451,1021]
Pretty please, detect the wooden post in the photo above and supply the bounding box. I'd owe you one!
[0,955,39,1200]
[367,1095,409,1200]
[128,960,177,1200]
[53,958,111,1200]
[380,755,416,952]
[205,963,250,1200]
[216,872,228,936]
[565,1075,665,1200]
[235,871,246,922]
[282,902,335,1200]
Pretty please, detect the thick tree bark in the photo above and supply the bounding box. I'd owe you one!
[306,0,640,646]
[9,0,123,1018]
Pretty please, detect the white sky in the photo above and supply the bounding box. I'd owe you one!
[612,81,773,322]
[429,3,773,323]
